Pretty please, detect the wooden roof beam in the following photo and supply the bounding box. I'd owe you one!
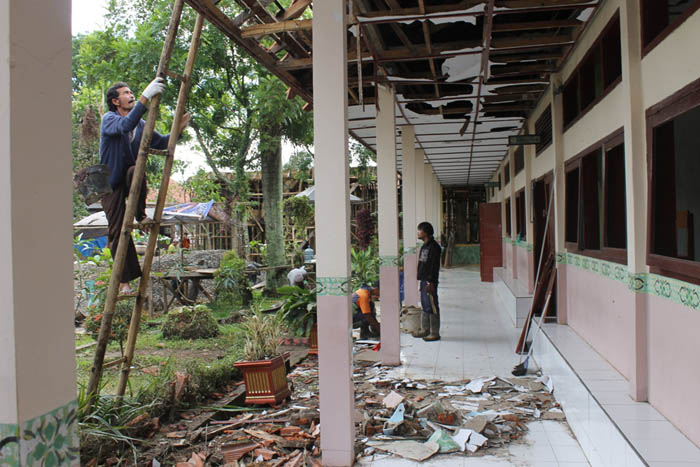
[241,18,311,38]
[492,18,582,32]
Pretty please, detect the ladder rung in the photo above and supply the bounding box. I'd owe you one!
[103,357,126,369]
[165,69,186,83]
[149,148,170,156]
[116,293,140,302]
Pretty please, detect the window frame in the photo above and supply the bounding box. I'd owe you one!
[515,188,527,241]
[505,197,512,237]
[514,147,525,175]
[646,77,700,283]
[641,0,700,57]
[562,12,623,131]
[504,162,510,185]
[535,105,553,156]
[564,128,627,264]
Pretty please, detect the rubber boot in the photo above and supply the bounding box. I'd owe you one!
[367,316,381,338]
[423,313,441,341]
[360,323,371,340]
[412,312,430,338]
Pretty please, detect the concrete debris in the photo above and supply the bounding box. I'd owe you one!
[149,342,568,465]
[370,440,440,461]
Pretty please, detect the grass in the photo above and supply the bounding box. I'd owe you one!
[75,301,246,396]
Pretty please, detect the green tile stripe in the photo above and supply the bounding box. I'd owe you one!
[503,237,533,251]
[560,251,700,310]
[1,399,79,466]
[317,276,351,296]
[403,246,417,254]
[629,273,700,310]
[379,255,400,267]
[0,423,19,465]
[515,240,533,251]
[559,252,628,284]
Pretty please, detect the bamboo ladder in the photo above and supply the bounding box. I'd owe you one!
[87,0,206,402]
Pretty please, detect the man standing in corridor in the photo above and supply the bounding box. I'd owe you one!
[100,77,190,295]
[412,221,442,341]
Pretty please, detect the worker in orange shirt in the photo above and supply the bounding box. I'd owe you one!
[352,285,381,339]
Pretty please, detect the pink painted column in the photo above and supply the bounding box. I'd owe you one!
[413,149,427,299]
[0,0,79,462]
[312,2,355,464]
[401,125,420,307]
[377,84,401,366]
[550,76,568,325]
[620,0,649,402]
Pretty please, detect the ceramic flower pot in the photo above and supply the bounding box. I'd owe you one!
[234,354,291,405]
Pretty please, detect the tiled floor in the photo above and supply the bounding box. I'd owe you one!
[539,324,700,467]
[372,267,590,466]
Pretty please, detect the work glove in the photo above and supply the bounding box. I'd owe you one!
[142,77,166,100]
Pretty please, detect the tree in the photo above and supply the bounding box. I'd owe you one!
[72,0,314,278]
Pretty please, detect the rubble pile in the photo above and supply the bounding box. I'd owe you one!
[353,355,563,462]
[151,347,566,465]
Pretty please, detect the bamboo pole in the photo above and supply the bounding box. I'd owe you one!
[87,0,187,402]
[116,12,205,398]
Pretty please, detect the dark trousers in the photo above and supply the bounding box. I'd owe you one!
[420,280,440,315]
[101,166,147,283]
[352,304,376,328]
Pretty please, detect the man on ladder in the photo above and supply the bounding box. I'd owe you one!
[100,77,190,295]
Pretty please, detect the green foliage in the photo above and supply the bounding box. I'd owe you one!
[214,250,251,305]
[283,196,314,240]
[285,150,314,182]
[161,305,220,340]
[351,243,380,290]
[240,307,283,361]
[277,286,317,337]
[85,298,136,354]
[183,168,225,202]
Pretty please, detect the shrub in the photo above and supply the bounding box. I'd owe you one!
[277,286,317,337]
[240,308,282,361]
[355,208,374,249]
[161,305,220,340]
[214,250,251,305]
[351,244,379,290]
[85,298,135,354]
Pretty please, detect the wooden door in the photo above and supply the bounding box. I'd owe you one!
[479,203,503,282]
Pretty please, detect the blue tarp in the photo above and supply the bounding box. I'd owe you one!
[75,236,108,258]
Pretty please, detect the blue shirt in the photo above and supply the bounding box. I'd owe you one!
[99,101,170,188]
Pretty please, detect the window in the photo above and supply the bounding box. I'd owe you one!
[505,198,512,236]
[642,0,700,54]
[514,147,525,175]
[565,130,627,263]
[516,190,526,241]
[565,168,580,244]
[535,105,553,155]
[563,14,622,128]
[504,163,510,185]
[605,144,627,249]
[648,79,700,282]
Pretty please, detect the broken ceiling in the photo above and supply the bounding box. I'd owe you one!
[185,0,599,185]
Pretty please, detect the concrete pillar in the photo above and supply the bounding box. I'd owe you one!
[424,163,433,230]
[0,0,79,463]
[312,1,354,463]
[550,78,568,325]
[401,126,419,307]
[620,0,648,402]
[524,122,535,293]
[376,84,401,366]
[508,151,517,280]
[415,150,426,244]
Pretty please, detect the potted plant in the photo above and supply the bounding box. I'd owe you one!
[277,286,317,354]
[234,308,291,405]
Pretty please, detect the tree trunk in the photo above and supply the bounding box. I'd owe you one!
[261,135,285,290]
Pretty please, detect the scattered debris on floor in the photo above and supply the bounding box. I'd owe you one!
[142,341,567,465]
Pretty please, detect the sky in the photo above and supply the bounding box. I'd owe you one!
[72,0,299,182]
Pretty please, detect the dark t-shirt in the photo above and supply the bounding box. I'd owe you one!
[417,238,441,284]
